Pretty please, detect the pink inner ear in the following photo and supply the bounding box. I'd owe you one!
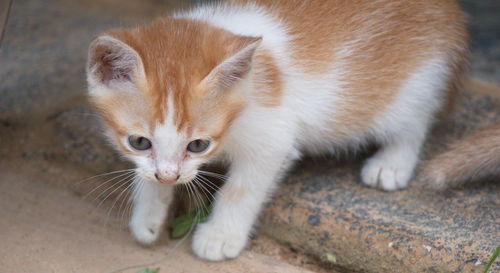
[89,37,138,86]
[99,50,132,84]
[208,37,262,90]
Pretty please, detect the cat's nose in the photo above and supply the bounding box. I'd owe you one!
[154,171,180,184]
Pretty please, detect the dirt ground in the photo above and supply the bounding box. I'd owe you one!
[0,159,332,273]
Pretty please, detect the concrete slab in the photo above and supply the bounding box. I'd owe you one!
[261,80,500,273]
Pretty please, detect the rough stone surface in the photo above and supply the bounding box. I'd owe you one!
[0,0,499,273]
[460,0,500,82]
[262,80,500,273]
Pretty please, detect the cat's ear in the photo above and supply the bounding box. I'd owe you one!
[86,35,145,91]
[201,37,262,91]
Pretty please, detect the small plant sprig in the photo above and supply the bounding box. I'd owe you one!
[170,204,212,239]
[483,244,500,273]
[114,202,213,273]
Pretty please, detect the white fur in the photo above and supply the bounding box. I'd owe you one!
[361,58,449,190]
[129,179,174,244]
[97,3,457,261]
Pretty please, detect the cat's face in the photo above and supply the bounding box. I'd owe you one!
[86,19,260,184]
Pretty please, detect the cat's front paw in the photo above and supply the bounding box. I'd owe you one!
[192,222,248,261]
[361,156,413,191]
[129,216,163,245]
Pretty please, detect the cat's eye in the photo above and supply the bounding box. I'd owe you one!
[187,139,210,153]
[128,135,152,151]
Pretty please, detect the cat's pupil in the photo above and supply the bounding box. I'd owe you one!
[128,135,152,151]
[187,139,210,153]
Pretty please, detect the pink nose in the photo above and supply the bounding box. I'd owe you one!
[154,172,180,184]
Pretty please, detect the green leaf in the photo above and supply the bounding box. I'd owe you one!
[135,268,160,273]
[325,252,337,264]
[170,213,195,238]
[170,213,194,228]
[170,202,214,238]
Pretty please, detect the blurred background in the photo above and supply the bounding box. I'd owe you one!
[0,1,498,273]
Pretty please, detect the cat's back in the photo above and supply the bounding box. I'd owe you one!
[226,0,467,72]
[179,0,468,139]
[183,0,468,91]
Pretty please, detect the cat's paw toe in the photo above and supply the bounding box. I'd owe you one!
[129,219,162,245]
[361,158,412,191]
[192,223,247,261]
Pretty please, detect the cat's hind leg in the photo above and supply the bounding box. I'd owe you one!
[361,58,451,191]
[361,134,425,191]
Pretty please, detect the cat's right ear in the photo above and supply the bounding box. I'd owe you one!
[86,35,145,93]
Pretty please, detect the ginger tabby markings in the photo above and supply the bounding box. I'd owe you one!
[86,0,468,261]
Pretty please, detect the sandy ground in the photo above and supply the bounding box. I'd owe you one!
[0,168,317,273]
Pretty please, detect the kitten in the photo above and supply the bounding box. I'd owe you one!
[86,0,468,261]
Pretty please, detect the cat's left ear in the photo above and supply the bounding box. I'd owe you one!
[201,36,262,91]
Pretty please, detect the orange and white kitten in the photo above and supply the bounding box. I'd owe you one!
[86,0,468,261]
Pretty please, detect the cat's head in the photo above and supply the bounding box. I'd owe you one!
[86,18,261,184]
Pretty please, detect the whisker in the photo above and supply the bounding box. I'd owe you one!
[185,182,197,213]
[118,178,139,223]
[105,176,136,226]
[96,173,136,209]
[188,181,204,215]
[197,175,224,197]
[74,169,135,187]
[183,184,193,214]
[82,171,135,201]
[90,172,136,204]
[124,178,144,221]
[198,170,228,181]
[193,177,216,203]
[197,174,222,190]
[192,182,209,216]
[119,190,133,224]
[107,201,200,273]
[193,179,214,214]
[188,181,200,214]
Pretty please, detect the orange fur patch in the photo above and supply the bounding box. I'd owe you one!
[241,0,468,135]
[253,49,283,107]
[105,19,258,133]
[223,185,248,201]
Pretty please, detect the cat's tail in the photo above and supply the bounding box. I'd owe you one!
[419,122,500,190]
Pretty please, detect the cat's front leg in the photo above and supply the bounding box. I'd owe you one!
[192,139,298,261]
[129,180,174,245]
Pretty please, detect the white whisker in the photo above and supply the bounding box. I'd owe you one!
[194,177,216,202]
[197,175,224,197]
[74,169,135,186]
[125,179,144,220]
[106,176,136,226]
[198,170,228,181]
[96,173,136,208]
[193,178,215,213]
[83,171,135,201]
